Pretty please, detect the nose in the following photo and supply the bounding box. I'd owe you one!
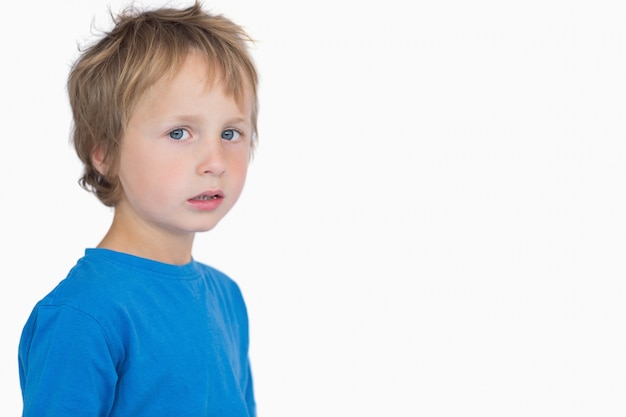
[197,137,226,176]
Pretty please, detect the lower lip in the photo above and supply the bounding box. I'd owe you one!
[187,196,223,211]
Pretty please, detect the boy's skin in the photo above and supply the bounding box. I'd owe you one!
[93,51,253,265]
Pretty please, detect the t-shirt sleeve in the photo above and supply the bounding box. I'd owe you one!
[244,362,256,417]
[19,305,118,417]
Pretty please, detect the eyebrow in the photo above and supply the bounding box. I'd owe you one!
[166,115,251,126]
[225,117,251,126]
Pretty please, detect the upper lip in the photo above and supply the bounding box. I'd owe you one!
[189,189,224,200]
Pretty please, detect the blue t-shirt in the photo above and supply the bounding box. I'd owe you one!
[19,248,255,417]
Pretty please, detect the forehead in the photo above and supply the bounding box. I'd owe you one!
[149,51,253,111]
[130,53,253,122]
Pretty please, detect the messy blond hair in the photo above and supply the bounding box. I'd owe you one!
[68,1,258,207]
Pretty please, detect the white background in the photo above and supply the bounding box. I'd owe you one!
[2,0,626,415]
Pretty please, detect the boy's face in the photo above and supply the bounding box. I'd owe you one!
[113,52,252,239]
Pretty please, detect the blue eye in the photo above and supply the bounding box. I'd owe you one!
[169,128,190,140]
[221,129,241,141]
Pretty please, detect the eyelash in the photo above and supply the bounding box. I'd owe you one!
[168,128,190,141]
[222,128,244,141]
[167,128,245,142]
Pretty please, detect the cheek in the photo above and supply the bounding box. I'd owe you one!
[119,152,182,201]
[231,155,249,185]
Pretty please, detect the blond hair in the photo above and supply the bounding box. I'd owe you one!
[68,1,258,207]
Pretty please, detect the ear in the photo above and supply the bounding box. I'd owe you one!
[91,146,109,176]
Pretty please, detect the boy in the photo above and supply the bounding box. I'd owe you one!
[18,2,258,416]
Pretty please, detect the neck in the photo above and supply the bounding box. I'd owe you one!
[97,208,195,266]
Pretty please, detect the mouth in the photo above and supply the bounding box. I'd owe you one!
[189,190,224,201]
[192,195,219,201]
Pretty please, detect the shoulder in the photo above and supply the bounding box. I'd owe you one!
[194,261,243,293]
[41,253,140,309]
[27,252,151,341]
[193,261,250,317]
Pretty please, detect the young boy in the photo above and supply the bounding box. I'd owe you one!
[18,2,258,416]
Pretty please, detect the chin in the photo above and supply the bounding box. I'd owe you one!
[194,223,220,233]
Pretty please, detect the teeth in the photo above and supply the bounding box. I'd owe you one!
[198,195,217,200]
